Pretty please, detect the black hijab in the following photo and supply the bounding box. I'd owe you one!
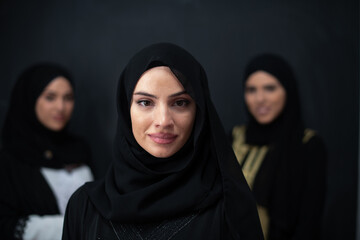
[85,43,263,239]
[1,63,90,168]
[243,54,307,237]
[243,53,304,145]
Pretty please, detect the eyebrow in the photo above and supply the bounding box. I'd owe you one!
[44,90,74,95]
[133,90,188,99]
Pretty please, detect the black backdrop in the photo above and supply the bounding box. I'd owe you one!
[0,1,358,239]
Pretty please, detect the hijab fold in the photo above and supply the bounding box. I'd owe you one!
[85,43,262,239]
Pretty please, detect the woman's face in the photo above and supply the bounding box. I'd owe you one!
[35,76,74,131]
[130,66,196,158]
[244,70,286,124]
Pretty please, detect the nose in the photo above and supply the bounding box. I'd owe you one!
[154,104,174,128]
[254,90,265,103]
[55,99,66,112]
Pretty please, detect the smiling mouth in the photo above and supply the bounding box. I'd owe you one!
[255,107,270,115]
[148,133,177,144]
[53,116,66,122]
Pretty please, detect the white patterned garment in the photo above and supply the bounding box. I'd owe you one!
[22,166,93,240]
[23,215,63,240]
[40,165,93,214]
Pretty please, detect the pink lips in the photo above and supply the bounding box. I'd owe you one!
[53,115,66,122]
[255,106,270,116]
[149,133,177,144]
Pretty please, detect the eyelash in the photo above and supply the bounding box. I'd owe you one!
[137,100,153,107]
[173,99,190,107]
[44,95,74,101]
[245,86,277,93]
[136,99,191,108]
[245,88,256,94]
[64,95,74,101]
[45,95,55,101]
[264,86,276,91]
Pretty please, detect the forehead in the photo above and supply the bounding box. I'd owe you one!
[133,66,184,92]
[43,76,72,92]
[246,70,281,86]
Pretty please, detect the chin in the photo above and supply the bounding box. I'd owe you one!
[256,117,274,125]
[149,148,176,158]
[48,124,66,132]
[150,152,173,158]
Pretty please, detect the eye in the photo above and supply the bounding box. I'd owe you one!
[264,85,277,92]
[245,86,256,94]
[45,95,55,101]
[137,100,153,107]
[173,99,190,107]
[64,94,74,101]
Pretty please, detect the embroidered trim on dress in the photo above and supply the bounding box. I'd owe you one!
[109,213,198,240]
[14,216,29,240]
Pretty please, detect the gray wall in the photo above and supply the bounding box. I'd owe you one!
[0,1,358,239]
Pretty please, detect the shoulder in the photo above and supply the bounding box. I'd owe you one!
[66,182,105,220]
[302,129,317,143]
[67,184,90,211]
[302,129,327,163]
[63,184,92,239]
[302,129,326,149]
[63,182,106,239]
[65,184,93,225]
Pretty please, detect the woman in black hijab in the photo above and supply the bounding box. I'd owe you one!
[62,43,263,240]
[231,54,327,239]
[0,63,93,240]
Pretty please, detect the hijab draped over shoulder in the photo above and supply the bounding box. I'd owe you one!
[85,43,263,239]
[1,63,90,168]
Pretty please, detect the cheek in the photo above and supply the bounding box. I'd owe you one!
[244,94,255,110]
[66,102,75,115]
[130,108,148,137]
[35,101,49,119]
[35,101,54,128]
[274,92,286,111]
[131,117,141,135]
[179,111,196,135]
[130,109,137,133]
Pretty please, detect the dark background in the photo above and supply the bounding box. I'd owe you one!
[0,1,358,239]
